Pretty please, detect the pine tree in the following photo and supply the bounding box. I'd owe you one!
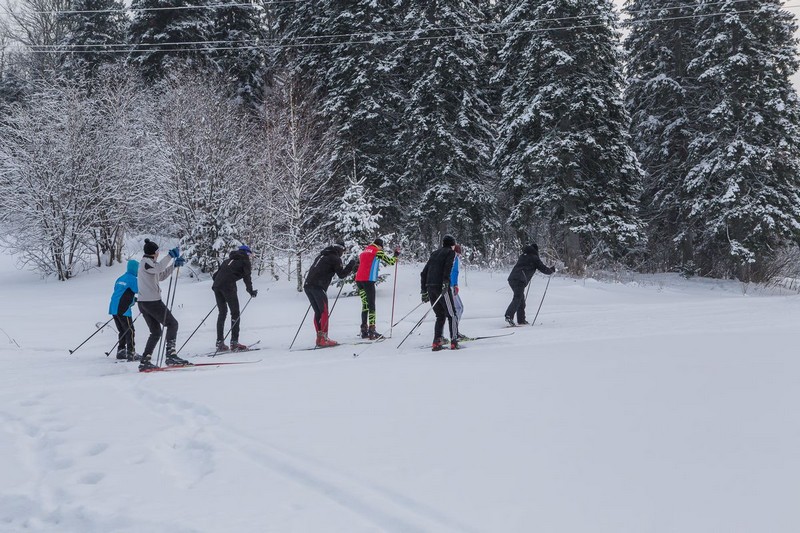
[685,0,800,280]
[624,0,699,272]
[494,0,645,272]
[333,163,382,256]
[318,0,403,225]
[209,0,266,107]
[394,0,497,247]
[127,0,214,80]
[60,0,129,77]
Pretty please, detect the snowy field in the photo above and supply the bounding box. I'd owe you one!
[0,249,798,533]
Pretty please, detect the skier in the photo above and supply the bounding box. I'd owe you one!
[420,235,460,351]
[354,238,399,339]
[137,239,188,371]
[452,244,468,341]
[212,245,258,352]
[504,243,555,326]
[303,242,357,347]
[108,259,140,361]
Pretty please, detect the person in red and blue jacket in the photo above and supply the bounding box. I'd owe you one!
[108,259,139,361]
[354,238,399,339]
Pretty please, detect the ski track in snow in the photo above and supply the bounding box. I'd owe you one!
[130,383,476,533]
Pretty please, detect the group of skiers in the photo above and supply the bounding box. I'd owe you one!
[108,235,555,371]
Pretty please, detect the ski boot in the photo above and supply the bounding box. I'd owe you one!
[360,325,369,339]
[138,355,158,372]
[316,332,339,348]
[456,333,469,341]
[504,316,516,327]
[126,348,141,362]
[432,337,444,352]
[165,342,191,366]
[450,340,461,350]
[230,341,248,352]
[116,347,128,360]
[518,320,530,326]
[215,340,230,352]
[367,326,384,340]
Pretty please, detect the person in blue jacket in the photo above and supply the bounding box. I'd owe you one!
[451,244,468,340]
[109,259,139,361]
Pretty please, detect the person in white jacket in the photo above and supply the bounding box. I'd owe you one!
[137,239,189,371]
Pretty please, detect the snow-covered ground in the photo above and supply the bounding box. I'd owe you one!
[0,250,797,533]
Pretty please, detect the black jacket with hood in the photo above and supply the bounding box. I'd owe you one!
[420,246,456,290]
[507,244,553,285]
[304,245,355,290]
[212,250,254,292]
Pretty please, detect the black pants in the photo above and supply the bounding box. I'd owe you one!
[112,314,135,352]
[356,281,376,327]
[214,286,241,343]
[505,281,527,323]
[304,285,329,333]
[138,300,178,357]
[428,285,458,341]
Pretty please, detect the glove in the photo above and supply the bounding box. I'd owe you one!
[454,286,459,295]
[393,247,401,257]
[421,291,429,303]
[248,289,258,297]
[168,247,180,258]
[442,282,450,291]
[346,259,356,270]
[550,266,557,275]
[173,256,186,267]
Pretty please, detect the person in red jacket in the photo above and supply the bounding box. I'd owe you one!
[354,238,399,339]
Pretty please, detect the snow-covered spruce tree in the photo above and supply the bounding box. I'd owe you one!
[685,0,800,281]
[333,164,382,257]
[127,0,214,81]
[394,0,497,249]
[317,0,405,225]
[59,0,129,78]
[156,72,261,272]
[624,0,699,273]
[493,0,645,273]
[209,0,267,107]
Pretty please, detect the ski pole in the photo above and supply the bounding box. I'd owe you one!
[396,292,443,349]
[328,282,345,319]
[68,317,114,354]
[155,267,178,366]
[531,275,552,326]
[105,313,141,356]
[389,260,399,338]
[391,301,425,328]
[176,304,217,355]
[289,304,311,350]
[211,296,253,357]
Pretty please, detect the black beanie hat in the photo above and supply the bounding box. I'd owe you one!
[373,238,384,248]
[442,234,456,247]
[143,238,159,255]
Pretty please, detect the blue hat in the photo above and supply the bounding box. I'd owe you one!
[239,245,252,255]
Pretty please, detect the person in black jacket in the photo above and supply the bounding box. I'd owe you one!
[212,245,257,351]
[303,242,356,347]
[505,243,554,326]
[420,234,460,351]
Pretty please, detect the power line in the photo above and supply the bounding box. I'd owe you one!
[27,0,303,15]
[25,4,800,54]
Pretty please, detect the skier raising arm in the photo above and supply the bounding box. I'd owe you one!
[354,238,399,340]
[303,242,357,347]
[504,243,554,326]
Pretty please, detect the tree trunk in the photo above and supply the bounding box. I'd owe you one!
[295,252,303,292]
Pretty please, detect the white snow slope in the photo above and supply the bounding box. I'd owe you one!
[0,250,797,533]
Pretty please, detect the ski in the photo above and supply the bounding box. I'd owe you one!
[461,332,516,342]
[292,338,386,352]
[195,340,262,358]
[139,360,262,373]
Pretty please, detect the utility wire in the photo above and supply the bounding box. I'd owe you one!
[28,4,800,54]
